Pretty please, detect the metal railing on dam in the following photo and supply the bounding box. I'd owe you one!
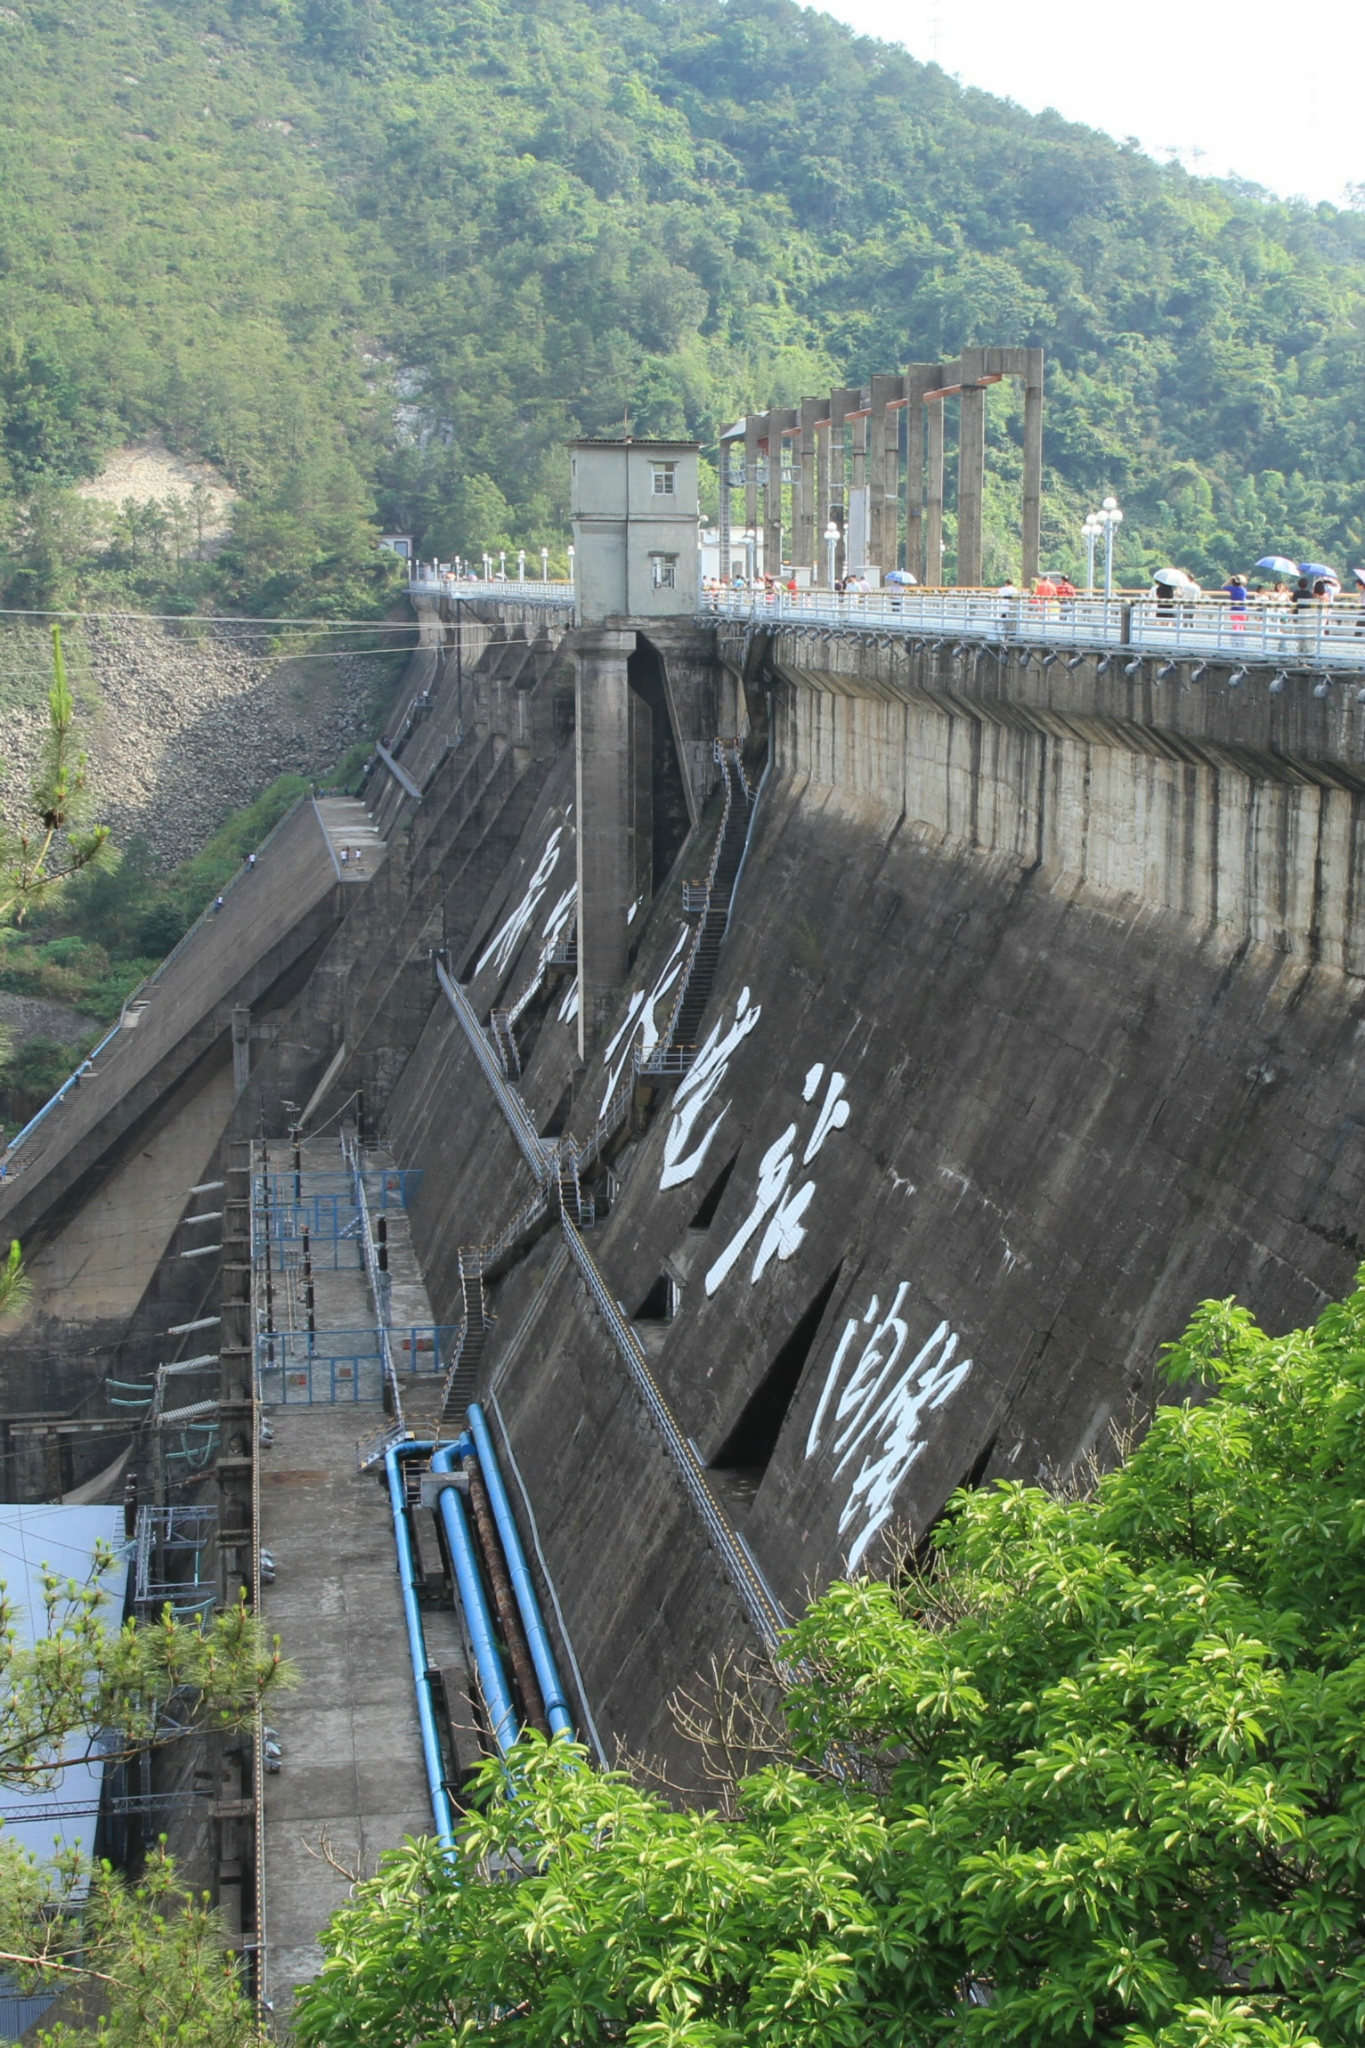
[707,586,1365,676]
[409,570,574,606]
[407,572,1365,679]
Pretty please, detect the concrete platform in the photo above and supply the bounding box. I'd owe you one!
[256,1134,456,2020]
[315,797,386,881]
[258,1404,430,2016]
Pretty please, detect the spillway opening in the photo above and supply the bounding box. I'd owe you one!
[628,636,690,909]
[710,1262,845,1498]
[688,1152,739,1233]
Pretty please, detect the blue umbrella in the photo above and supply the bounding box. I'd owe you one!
[1300,562,1339,583]
[1256,555,1299,576]
[884,569,917,586]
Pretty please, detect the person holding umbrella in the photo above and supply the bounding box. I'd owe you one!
[1291,566,1340,653]
[1255,556,1297,633]
[1152,567,1197,621]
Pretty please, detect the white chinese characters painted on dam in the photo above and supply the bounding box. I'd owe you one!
[702,1061,851,1293]
[806,1283,973,1571]
[476,824,566,977]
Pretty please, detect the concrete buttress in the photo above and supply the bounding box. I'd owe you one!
[574,626,636,1056]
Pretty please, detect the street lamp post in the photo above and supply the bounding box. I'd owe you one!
[499,549,507,580]
[540,547,549,581]
[823,519,841,591]
[1082,498,1124,600]
[517,549,526,583]
[1100,497,1123,601]
[567,544,575,583]
[1082,511,1103,594]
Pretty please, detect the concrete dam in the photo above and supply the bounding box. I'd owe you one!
[3,427,1365,2012]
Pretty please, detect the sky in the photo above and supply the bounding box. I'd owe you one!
[816,0,1363,208]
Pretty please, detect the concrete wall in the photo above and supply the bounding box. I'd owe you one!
[770,635,1365,970]
[18,600,1365,1780]
[371,624,1365,1771]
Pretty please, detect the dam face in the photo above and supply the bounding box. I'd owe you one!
[4,594,1364,1975]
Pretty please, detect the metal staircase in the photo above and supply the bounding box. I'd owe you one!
[487,919,578,1079]
[436,1252,492,1427]
[356,1419,408,1473]
[641,741,754,1074]
[488,1009,521,1079]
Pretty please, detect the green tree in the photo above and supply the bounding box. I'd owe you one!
[299,1270,1365,2048]
[0,1553,287,2045]
[25,1849,264,2048]
[0,625,113,927]
[0,1238,28,1317]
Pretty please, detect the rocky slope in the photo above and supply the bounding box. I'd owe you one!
[0,618,400,868]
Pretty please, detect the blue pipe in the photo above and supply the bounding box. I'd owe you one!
[467,1404,574,1740]
[430,1441,520,1756]
[384,1440,458,1849]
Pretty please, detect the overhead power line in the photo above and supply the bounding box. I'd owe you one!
[0,605,424,627]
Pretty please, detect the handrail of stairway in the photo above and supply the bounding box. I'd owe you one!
[311,794,345,881]
[638,744,738,1076]
[721,736,769,949]
[374,741,423,802]
[435,958,553,1186]
[568,746,760,1173]
[0,1017,125,1181]
[488,923,580,1079]
[470,1182,552,1275]
[560,1214,784,1653]
[348,1145,403,1420]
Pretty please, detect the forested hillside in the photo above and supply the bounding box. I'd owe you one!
[1,0,1364,597]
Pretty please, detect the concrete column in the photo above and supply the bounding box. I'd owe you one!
[827,386,859,582]
[1022,347,1045,589]
[764,408,795,577]
[575,627,636,1058]
[232,1007,251,1097]
[875,372,908,569]
[795,397,824,572]
[744,415,762,572]
[718,435,732,582]
[957,345,988,587]
[925,395,945,590]
[901,365,938,584]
